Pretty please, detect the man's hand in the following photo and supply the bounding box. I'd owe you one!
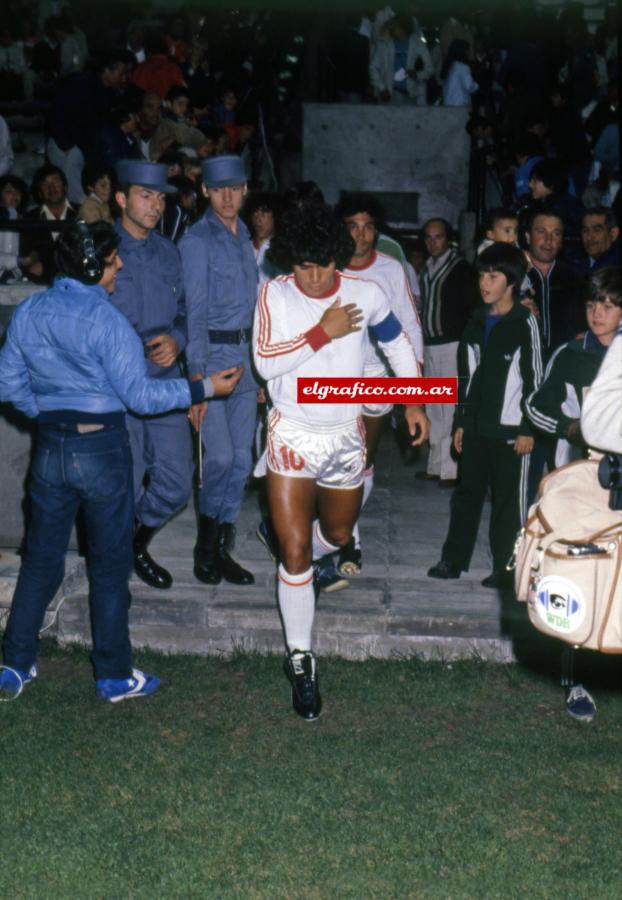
[188,401,207,432]
[453,427,464,455]
[514,435,534,455]
[209,365,244,397]
[319,298,364,339]
[189,373,208,431]
[146,335,179,368]
[520,297,540,318]
[405,405,430,446]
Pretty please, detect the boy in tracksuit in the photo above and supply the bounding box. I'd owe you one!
[526,267,622,469]
[428,243,543,588]
[524,266,621,724]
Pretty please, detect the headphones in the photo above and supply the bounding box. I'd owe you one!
[77,220,103,285]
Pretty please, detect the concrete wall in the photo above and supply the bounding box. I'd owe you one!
[303,104,471,228]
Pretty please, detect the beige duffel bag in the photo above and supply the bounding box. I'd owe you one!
[512,459,622,652]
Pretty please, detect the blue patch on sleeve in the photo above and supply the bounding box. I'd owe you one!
[369,312,402,342]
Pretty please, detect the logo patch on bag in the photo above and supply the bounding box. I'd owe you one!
[535,576,586,634]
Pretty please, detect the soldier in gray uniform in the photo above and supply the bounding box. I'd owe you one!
[111,160,192,590]
[179,155,258,585]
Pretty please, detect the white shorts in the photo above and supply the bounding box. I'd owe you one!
[254,411,366,489]
[362,401,393,418]
[362,361,393,418]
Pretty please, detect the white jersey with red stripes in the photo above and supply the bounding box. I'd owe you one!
[253,270,421,429]
[345,250,424,371]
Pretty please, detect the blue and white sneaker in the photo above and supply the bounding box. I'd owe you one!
[96,668,160,703]
[0,664,37,700]
[313,555,349,595]
[566,684,596,722]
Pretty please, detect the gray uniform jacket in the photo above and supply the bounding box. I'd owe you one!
[179,208,258,393]
[110,222,187,380]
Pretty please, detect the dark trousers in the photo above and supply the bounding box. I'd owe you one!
[126,410,193,528]
[442,432,530,573]
[3,424,134,680]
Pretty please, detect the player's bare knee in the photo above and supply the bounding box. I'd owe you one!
[280,542,312,574]
[323,526,351,548]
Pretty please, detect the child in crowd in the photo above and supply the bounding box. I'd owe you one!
[476,207,519,255]
[525,267,621,724]
[163,85,194,125]
[478,208,541,320]
[77,162,113,224]
[526,266,622,467]
[428,242,543,588]
[0,174,32,284]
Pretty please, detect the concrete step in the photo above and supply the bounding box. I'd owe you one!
[3,436,527,663]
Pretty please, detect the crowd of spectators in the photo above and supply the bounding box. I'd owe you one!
[0,2,617,267]
[0,0,618,345]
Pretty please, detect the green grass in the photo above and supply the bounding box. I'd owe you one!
[2,643,622,899]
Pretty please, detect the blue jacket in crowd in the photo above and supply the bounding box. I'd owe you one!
[0,278,192,417]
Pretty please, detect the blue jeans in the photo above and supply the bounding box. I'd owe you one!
[3,423,135,680]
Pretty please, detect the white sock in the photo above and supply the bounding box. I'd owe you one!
[311,519,340,561]
[352,466,375,550]
[278,564,315,652]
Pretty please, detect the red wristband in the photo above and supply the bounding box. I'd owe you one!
[305,324,331,352]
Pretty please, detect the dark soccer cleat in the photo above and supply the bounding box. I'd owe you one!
[283,650,322,721]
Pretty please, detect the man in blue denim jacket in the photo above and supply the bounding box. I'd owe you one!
[180,155,259,586]
[0,221,241,702]
[111,160,192,591]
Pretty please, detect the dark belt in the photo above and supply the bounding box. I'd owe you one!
[208,328,252,344]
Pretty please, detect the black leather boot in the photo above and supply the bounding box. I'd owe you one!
[218,523,255,585]
[194,515,222,585]
[133,522,173,589]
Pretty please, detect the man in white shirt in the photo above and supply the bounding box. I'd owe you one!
[21,164,76,283]
[336,192,424,574]
[253,204,428,720]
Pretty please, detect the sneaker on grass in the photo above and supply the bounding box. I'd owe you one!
[283,650,322,720]
[0,664,37,700]
[96,668,160,703]
[566,684,596,722]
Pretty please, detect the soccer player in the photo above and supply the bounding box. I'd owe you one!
[336,192,425,575]
[253,204,428,720]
